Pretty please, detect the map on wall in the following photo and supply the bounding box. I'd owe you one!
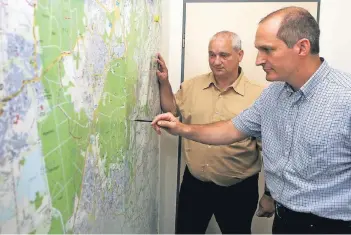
[0,0,161,233]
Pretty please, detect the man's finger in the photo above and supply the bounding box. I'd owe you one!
[157,59,166,71]
[151,122,161,135]
[152,113,173,127]
[157,120,171,128]
[256,210,269,217]
[151,114,164,125]
[256,208,264,217]
[267,212,274,218]
[256,207,275,218]
[155,125,161,135]
[157,53,165,63]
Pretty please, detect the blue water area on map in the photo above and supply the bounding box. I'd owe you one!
[16,146,48,202]
[0,204,15,222]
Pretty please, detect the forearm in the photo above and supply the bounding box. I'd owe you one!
[159,81,177,115]
[180,120,248,145]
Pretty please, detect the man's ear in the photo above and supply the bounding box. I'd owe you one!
[294,38,311,56]
[238,50,244,62]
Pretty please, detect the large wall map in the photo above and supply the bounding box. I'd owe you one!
[0,0,161,233]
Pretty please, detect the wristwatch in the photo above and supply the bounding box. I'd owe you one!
[264,190,271,197]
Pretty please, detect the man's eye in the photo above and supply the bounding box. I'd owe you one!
[263,48,272,53]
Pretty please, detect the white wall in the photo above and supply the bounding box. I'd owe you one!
[158,0,183,233]
[319,0,351,74]
[183,2,317,87]
[159,0,351,233]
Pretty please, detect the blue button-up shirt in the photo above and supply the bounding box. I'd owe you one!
[233,59,351,221]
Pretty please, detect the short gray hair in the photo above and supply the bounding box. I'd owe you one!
[210,31,242,51]
[260,7,320,54]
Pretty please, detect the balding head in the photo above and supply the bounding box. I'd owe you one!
[208,31,244,80]
[259,6,320,54]
[209,31,242,51]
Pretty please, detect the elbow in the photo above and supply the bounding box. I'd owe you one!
[161,106,178,117]
[169,102,179,117]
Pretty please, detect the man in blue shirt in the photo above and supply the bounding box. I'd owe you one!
[152,6,351,234]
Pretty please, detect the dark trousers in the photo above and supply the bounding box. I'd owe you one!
[273,203,351,234]
[176,167,259,234]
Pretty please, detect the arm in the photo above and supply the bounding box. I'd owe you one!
[182,120,248,145]
[159,81,177,115]
[152,83,269,143]
[156,53,177,115]
[151,112,248,145]
[256,183,275,218]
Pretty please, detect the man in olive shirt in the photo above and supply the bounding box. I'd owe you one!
[156,31,266,234]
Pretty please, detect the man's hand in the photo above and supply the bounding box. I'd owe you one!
[156,53,169,83]
[256,194,275,218]
[152,113,247,145]
[151,112,185,135]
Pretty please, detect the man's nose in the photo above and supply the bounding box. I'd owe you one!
[214,55,221,65]
[256,52,265,66]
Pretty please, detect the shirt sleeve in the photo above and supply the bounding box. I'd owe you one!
[232,87,269,138]
[174,84,183,108]
[174,79,193,117]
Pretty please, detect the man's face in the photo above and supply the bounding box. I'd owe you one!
[255,18,299,82]
[208,36,243,78]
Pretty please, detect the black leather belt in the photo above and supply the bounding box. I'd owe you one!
[275,203,351,227]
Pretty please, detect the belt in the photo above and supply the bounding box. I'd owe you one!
[275,203,351,227]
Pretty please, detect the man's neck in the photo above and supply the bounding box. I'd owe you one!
[214,70,240,90]
[288,56,322,90]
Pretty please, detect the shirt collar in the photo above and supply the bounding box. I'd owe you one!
[202,67,246,96]
[300,58,330,100]
[284,58,331,100]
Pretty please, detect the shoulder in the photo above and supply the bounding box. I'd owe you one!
[242,76,266,97]
[326,68,351,128]
[328,68,351,91]
[180,72,211,89]
[327,68,351,110]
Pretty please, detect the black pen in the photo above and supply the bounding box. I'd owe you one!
[133,119,153,123]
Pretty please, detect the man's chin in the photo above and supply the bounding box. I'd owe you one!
[265,74,281,82]
[265,76,275,82]
[266,78,284,83]
[213,70,225,76]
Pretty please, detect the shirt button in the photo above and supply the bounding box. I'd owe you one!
[208,145,211,148]
[206,164,209,167]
